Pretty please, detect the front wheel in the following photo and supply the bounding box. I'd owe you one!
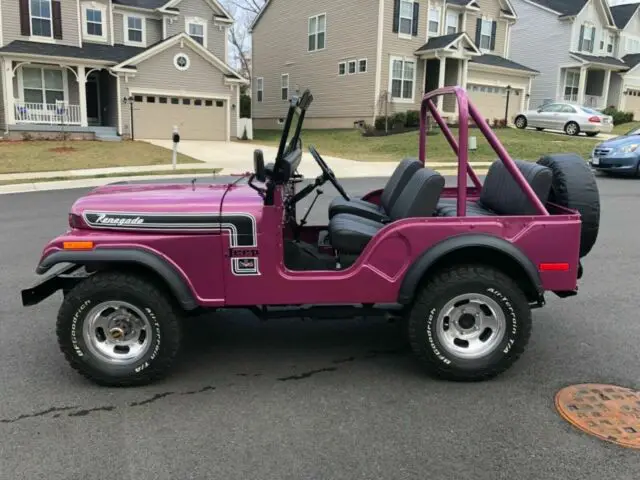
[56,272,183,387]
[406,265,532,381]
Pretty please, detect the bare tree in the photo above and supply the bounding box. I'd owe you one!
[222,0,266,86]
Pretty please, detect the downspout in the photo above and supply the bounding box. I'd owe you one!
[373,0,385,124]
[107,68,122,136]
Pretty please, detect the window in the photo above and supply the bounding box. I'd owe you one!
[125,15,145,45]
[216,100,224,107]
[359,59,367,73]
[194,99,202,106]
[146,96,156,103]
[607,34,614,53]
[174,53,190,71]
[582,24,594,51]
[564,71,580,102]
[159,97,167,104]
[22,67,64,105]
[205,100,213,106]
[171,97,179,104]
[30,0,52,37]
[446,10,458,35]
[348,60,356,74]
[281,74,289,100]
[186,17,206,47]
[428,7,440,35]
[338,62,346,75]
[399,0,415,36]
[182,98,191,105]
[389,57,415,102]
[134,95,143,102]
[256,77,263,102]
[308,14,326,51]
[83,4,105,40]
[479,19,492,50]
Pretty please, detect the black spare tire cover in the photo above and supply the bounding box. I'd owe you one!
[537,154,600,258]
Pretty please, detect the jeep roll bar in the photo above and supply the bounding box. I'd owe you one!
[419,86,549,217]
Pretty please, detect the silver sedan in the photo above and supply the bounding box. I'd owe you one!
[514,102,613,137]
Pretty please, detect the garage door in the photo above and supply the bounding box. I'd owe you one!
[624,89,640,121]
[133,94,227,140]
[467,84,523,123]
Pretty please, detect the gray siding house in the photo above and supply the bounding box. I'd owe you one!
[250,0,539,129]
[509,0,640,119]
[0,0,247,141]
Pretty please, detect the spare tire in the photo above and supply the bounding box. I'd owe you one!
[537,154,600,258]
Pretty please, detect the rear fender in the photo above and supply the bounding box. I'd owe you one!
[398,234,544,305]
[25,248,199,310]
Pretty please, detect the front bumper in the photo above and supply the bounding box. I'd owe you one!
[589,153,639,174]
[21,264,86,307]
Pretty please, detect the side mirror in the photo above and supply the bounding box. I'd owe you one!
[536,108,542,113]
[253,149,266,183]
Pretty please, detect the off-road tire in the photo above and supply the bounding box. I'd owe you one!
[407,265,532,382]
[56,272,183,387]
[564,121,580,136]
[537,153,600,257]
[514,115,527,129]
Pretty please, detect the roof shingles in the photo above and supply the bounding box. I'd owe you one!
[416,33,464,52]
[570,52,629,68]
[470,54,539,73]
[527,0,588,17]
[112,0,170,9]
[611,3,640,29]
[0,40,146,63]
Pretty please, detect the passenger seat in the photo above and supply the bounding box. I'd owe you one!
[329,167,445,255]
[328,157,422,223]
[436,159,552,217]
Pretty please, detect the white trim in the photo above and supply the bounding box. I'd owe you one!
[398,0,415,39]
[173,52,190,71]
[76,0,83,47]
[164,0,234,23]
[109,1,114,45]
[127,87,231,101]
[347,59,357,75]
[81,2,108,43]
[29,0,54,40]
[0,53,114,66]
[281,73,289,101]
[123,13,147,47]
[388,55,416,104]
[256,76,263,102]
[445,9,459,35]
[358,58,368,73]
[428,6,441,37]
[479,17,493,52]
[308,13,326,52]
[373,0,385,123]
[185,16,207,49]
[0,0,4,48]
[162,15,167,39]
[2,58,13,129]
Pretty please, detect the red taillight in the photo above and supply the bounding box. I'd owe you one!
[588,116,601,123]
[539,263,570,272]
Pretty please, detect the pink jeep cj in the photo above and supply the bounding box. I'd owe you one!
[21,87,600,387]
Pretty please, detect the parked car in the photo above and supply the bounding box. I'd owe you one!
[514,102,613,136]
[589,125,640,176]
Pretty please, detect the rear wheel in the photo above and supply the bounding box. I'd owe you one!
[406,265,532,382]
[56,272,183,387]
[565,121,580,136]
[514,115,527,129]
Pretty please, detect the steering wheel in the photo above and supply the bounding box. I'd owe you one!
[309,145,350,201]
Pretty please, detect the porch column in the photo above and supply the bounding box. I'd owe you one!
[577,66,587,105]
[77,65,88,127]
[3,58,15,125]
[455,59,468,116]
[602,69,612,109]
[437,57,446,111]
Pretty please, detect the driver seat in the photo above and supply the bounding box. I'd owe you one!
[328,158,422,223]
[328,167,445,255]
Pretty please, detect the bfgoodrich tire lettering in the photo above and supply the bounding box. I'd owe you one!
[57,272,183,387]
[407,265,532,381]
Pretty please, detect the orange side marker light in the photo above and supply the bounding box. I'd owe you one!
[63,241,94,250]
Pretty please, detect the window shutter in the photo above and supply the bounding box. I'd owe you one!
[393,0,400,33]
[578,25,584,50]
[490,20,497,50]
[412,2,419,36]
[589,28,595,52]
[52,0,63,39]
[19,0,30,36]
[475,18,482,46]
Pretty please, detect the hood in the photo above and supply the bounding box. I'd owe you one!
[597,134,640,149]
[70,180,265,232]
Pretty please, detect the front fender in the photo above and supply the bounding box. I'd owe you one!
[27,248,199,310]
[398,234,543,305]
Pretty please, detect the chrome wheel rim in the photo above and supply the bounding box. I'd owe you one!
[82,301,153,365]
[434,293,507,360]
[567,124,578,135]
[516,118,525,128]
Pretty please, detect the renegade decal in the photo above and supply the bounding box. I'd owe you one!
[82,211,260,276]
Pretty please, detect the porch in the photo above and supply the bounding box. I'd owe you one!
[3,60,120,134]
[559,56,629,109]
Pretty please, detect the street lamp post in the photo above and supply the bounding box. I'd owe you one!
[504,85,512,126]
[123,95,135,140]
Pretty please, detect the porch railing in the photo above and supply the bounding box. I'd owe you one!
[14,101,81,125]
[584,95,605,109]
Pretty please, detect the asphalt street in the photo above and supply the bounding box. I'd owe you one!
[0,174,639,480]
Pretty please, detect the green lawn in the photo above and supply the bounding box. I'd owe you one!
[251,127,600,163]
[612,121,640,135]
[0,140,202,174]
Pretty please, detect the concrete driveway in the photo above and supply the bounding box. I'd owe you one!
[142,139,403,178]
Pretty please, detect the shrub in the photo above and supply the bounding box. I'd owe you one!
[391,112,406,128]
[405,110,420,127]
[602,105,634,125]
[374,115,388,131]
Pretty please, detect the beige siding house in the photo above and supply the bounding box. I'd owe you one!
[0,0,247,141]
[250,0,538,129]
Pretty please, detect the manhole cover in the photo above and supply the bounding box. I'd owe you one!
[555,383,640,449]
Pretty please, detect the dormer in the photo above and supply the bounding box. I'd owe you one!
[569,0,618,55]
